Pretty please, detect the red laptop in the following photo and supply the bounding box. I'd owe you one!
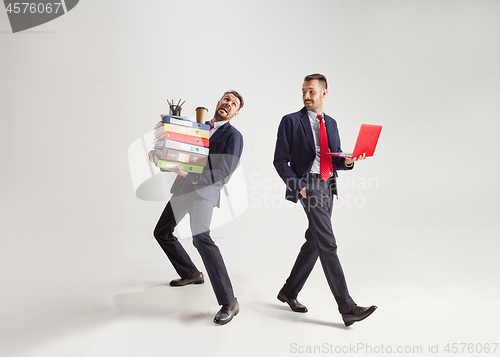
[326,124,382,158]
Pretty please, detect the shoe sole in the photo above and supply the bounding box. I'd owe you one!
[169,279,204,287]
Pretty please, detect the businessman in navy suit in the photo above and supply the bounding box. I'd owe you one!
[274,74,377,326]
[149,91,244,325]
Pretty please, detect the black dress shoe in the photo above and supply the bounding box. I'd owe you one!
[214,297,239,325]
[277,288,308,313]
[342,305,377,326]
[169,272,204,286]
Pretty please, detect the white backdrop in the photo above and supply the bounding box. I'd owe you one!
[1,1,499,356]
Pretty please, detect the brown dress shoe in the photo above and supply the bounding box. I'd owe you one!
[169,271,204,286]
[214,297,239,325]
[342,305,377,326]
[277,288,308,313]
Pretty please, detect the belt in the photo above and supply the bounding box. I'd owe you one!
[304,173,333,181]
[306,173,322,180]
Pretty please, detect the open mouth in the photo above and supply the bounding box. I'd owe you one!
[219,106,229,114]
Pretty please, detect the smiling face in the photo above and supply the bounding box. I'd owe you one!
[214,93,241,122]
[302,79,328,115]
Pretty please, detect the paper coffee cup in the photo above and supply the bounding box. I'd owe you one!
[195,107,208,123]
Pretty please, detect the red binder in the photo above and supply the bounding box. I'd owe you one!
[155,131,209,148]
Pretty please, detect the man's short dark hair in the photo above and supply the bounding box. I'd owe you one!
[222,90,244,110]
[304,73,328,90]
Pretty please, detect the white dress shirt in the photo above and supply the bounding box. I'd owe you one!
[209,120,229,139]
[307,110,323,174]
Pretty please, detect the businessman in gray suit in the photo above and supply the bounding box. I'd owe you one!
[273,74,376,326]
[149,91,244,325]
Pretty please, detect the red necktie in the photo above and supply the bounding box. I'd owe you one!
[318,114,333,181]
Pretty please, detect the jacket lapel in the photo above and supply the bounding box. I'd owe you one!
[324,115,336,152]
[299,108,316,153]
[209,121,230,145]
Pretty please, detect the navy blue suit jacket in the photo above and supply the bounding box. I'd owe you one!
[273,107,353,203]
[171,121,243,207]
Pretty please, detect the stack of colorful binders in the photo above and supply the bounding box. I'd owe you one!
[152,115,210,173]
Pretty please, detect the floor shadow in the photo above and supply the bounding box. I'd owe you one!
[252,301,347,329]
[113,283,214,324]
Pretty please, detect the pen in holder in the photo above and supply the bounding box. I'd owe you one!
[167,99,185,116]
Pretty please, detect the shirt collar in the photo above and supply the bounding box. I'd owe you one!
[307,110,323,122]
[211,119,229,129]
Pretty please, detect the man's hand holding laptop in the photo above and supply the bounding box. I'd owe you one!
[345,152,366,165]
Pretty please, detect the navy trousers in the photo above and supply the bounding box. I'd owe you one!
[153,190,234,306]
[282,176,356,314]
